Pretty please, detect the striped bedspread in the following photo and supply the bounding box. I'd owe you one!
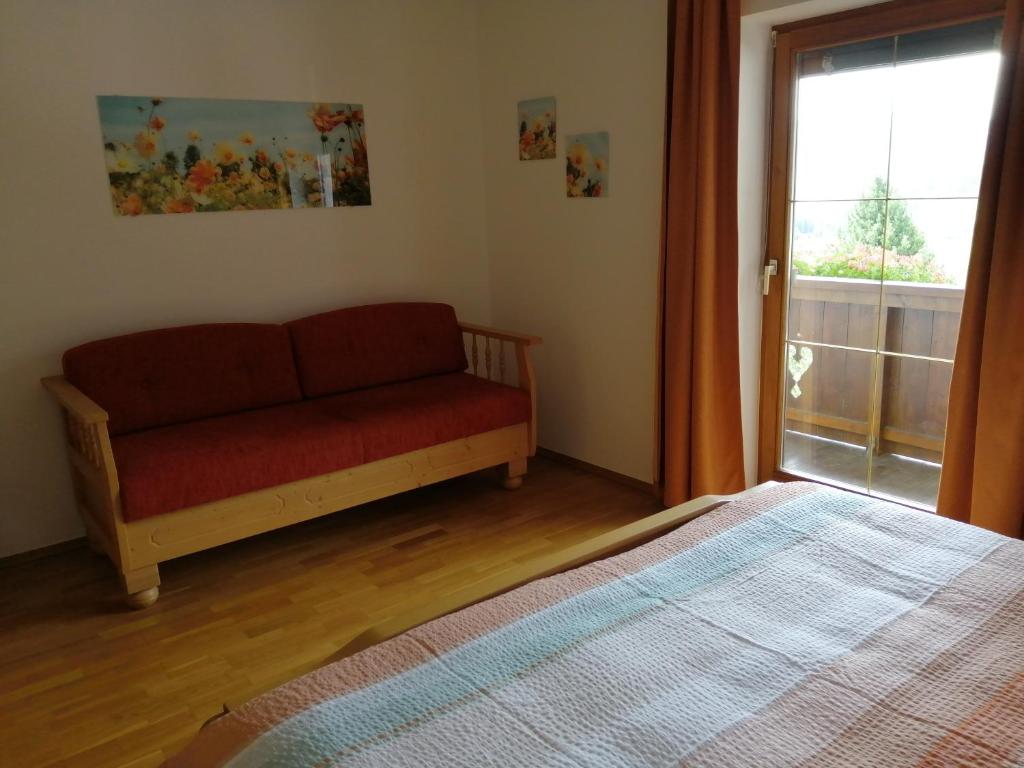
[169,482,1024,767]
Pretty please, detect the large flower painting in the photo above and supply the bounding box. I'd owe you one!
[97,96,371,216]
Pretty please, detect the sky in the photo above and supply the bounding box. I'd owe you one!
[791,51,1000,284]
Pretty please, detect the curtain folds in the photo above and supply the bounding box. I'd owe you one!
[937,0,1024,538]
[658,0,746,506]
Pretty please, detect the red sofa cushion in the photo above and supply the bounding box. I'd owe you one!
[112,373,530,520]
[324,373,531,463]
[112,399,364,521]
[286,303,468,397]
[64,324,302,436]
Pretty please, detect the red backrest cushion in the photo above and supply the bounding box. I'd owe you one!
[286,303,468,397]
[63,324,303,435]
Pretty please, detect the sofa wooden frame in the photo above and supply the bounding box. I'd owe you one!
[42,322,541,609]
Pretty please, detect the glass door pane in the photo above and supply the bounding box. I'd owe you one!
[793,52,894,202]
[888,52,1000,198]
[782,347,874,492]
[778,21,1001,510]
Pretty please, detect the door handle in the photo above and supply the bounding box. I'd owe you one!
[762,259,778,296]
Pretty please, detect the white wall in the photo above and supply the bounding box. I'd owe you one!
[0,0,492,557]
[737,0,885,485]
[477,0,668,483]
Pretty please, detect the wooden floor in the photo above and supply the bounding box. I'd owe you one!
[0,458,661,768]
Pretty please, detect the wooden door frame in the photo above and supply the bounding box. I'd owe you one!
[756,0,1006,484]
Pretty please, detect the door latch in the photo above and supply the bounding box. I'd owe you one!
[762,259,778,296]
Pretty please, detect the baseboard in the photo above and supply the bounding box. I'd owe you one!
[536,447,659,496]
[0,536,87,568]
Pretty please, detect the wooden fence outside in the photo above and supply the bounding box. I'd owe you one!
[785,275,964,462]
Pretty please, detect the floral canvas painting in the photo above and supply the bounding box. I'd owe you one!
[566,131,609,198]
[97,96,371,216]
[517,97,556,160]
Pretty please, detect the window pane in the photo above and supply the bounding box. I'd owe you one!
[882,197,976,287]
[781,348,874,491]
[789,201,881,348]
[894,18,1003,64]
[888,51,1000,198]
[878,198,972,355]
[793,60,894,201]
[872,355,950,508]
[800,35,895,75]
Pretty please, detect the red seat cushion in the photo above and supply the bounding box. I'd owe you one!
[286,303,468,397]
[324,373,531,463]
[112,374,529,520]
[64,324,302,436]
[112,399,363,521]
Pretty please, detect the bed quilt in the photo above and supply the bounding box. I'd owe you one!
[168,482,1024,767]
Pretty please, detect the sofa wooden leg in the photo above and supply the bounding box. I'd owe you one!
[122,564,160,609]
[125,587,159,610]
[501,458,527,490]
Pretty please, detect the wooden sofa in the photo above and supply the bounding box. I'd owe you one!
[42,303,540,608]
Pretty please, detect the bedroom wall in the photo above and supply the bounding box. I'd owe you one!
[476,0,669,484]
[0,0,492,557]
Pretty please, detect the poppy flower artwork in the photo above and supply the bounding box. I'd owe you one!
[96,95,371,216]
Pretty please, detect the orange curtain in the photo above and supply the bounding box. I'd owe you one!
[658,0,746,506]
[937,0,1024,538]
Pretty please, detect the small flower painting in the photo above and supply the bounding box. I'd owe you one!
[96,95,371,216]
[517,97,556,160]
[566,131,609,198]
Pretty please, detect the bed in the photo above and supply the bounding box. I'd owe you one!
[168,481,1024,767]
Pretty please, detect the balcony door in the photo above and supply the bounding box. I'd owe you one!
[758,0,1005,509]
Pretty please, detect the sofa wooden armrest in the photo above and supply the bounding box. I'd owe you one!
[459,322,542,460]
[457,322,542,347]
[42,376,109,425]
[41,376,116,486]
[40,376,160,607]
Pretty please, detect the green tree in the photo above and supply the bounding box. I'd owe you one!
[842,177,926,255]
